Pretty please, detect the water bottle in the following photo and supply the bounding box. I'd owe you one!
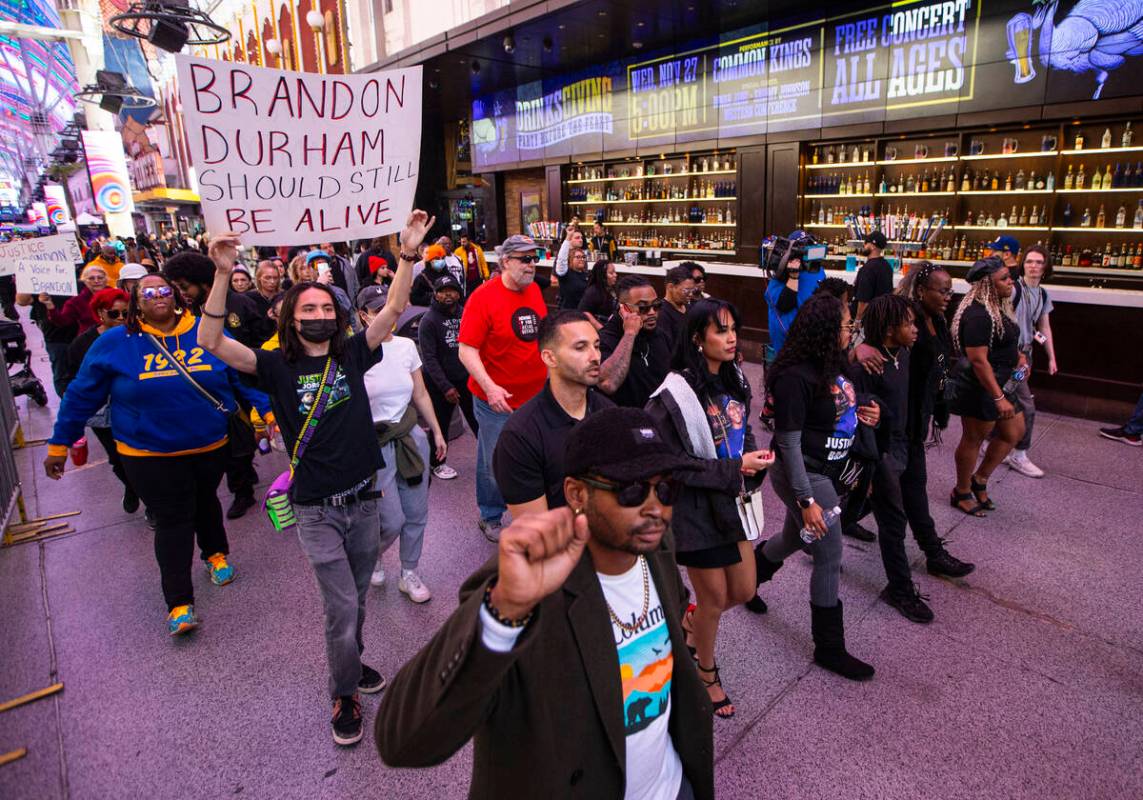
[1002,366,1027,395]
[800,505,842,544]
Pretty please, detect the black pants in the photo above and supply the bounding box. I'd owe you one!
[91,426,133,496]
[425,377,479,468]
[121,446,228,610]
[870,454,912,594]
[225,410,258,500]
[900,436,944,557]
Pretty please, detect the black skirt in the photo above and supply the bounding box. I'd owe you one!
[675,541,743,569]
[949,363,1024,422]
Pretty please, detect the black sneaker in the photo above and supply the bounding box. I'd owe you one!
[843,523,877,542]
[1099,426,1142,447]
[331,694,363,746]
[880,585,934,624]
[358,664,386,694]
[123,488,140,514]
[927,549,975,578]
[226,494,256,520]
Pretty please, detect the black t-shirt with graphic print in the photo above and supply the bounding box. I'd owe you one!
[253,334,383,504]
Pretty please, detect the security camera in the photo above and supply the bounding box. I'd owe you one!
[503,33,515,54]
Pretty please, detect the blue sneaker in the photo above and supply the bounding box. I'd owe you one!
[205,553,235,586]
[167,604,198,636]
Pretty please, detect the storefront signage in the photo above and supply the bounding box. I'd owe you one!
[174,55,422,245]
[516,75,614,150]
[825,0,979,115]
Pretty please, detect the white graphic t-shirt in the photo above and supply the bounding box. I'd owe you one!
[599,558,683,800]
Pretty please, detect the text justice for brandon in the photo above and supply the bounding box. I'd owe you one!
[184,62,417,235]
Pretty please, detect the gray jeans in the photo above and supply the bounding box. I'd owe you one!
[377,427,431,571]
[1012,375,1035,451]
[294,497,381,697]
[763,458,844,607]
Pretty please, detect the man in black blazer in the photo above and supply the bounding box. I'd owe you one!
[376,407,713,799]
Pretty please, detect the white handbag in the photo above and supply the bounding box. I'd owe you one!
[736,488,765,541]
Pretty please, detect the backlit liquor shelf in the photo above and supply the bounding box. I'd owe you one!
[798,120,1143,277]
[563,149,740,255]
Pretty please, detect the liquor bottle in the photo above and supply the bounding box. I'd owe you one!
[1116,203,1127,227]
[961,171,971,192]
[906,173,916,193]
[1113,162,1124,188]
[1018,205,1028,225]
[1076,163,1086,189]
[826,147,835,164]
[1101,243,1112,266]
[991,172,1000,190]
[1075,130,1085,150]
[997,210,1008,228]
[1096,204,1106,227]
[852,147,860,164]
[1124,122,1135,148]
[921,170,931,192]
[1092,166,1103,190]
[1135,199,1143,229]
[1062,203,1073,227]
[1081,206,1091,227]
[1046,170,1056,191]
[1104,165,1114,189]
[1029,204,1039,225]
[957,236,967,260]
[1004,172,1014,191]
[1063,164,1074,190]
[879,175,888,194]
[897,174,905,194]
[946,169,956,192]
[1134,244,1143,269]
[985,210,996,226]
[863,173,872,194]
[1101,127,1113,148]
[1035,171,1046,190]
[965,210,974,226]
[1015,169,1026,190]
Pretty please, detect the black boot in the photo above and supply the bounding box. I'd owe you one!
[927,547,975,578]
[745,541,784,614]
[810,600,875,681]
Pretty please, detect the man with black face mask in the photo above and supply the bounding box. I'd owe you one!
[418,274,478,480]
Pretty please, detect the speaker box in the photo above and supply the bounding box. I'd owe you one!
[148,18,190,53]
[99,94,123,114]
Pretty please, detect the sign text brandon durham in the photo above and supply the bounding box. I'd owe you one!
[515,76,614,150]
[185,62,415,235]
[830,0,975,107]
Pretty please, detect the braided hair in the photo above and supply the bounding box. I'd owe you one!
[950,258,1013,353]
[862,294,914,348]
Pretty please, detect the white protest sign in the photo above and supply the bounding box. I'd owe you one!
[174,55,422,246]
[16,259,79,296]
[0,233,83,288]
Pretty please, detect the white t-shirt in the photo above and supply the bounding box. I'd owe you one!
[363,335,421,424]
[478,557,683,800]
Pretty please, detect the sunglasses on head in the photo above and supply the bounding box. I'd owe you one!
[626,298,663,315]
[140,286,174,301]
[103,309,127,320]
[580,476,682,507]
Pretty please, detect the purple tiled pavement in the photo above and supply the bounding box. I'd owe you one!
[2,319,1141,800]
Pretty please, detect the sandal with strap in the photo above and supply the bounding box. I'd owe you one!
[949,489,986,517]
[970,476,996,511]
[681,604,697,659]
[696,662,734,719]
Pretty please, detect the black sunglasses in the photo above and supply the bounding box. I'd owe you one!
[103,309,127,320]
[580,476,682,507]
[625,298,664,315]
[510,254,538,264]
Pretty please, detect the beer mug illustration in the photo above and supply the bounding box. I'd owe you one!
[1007,13,1036,84]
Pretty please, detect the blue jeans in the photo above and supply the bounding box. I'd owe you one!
[1125,390,1143,436]
[474,397,510,522]
[294,497,381,697]
[376,427,430,571]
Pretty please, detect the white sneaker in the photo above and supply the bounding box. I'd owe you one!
[432,464,458,480]
[370,562,386,587]
[398,569,432,603]
[1005,449,1045,478]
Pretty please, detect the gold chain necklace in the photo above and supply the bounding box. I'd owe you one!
[605,556,651,633]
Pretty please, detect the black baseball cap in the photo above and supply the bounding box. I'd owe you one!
[564,407,699,483]
[863,231,888,250]
[356,284,389,311]
[433,274,462,293]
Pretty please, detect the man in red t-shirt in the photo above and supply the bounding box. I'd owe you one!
[459,234,548,540]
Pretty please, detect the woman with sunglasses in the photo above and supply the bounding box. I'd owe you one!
[752,292,879,681]
[61,288,140,514]
[44,273,274,636]
[948,257,1025,516]
[646,299,776,718]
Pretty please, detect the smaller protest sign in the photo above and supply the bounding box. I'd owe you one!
[16,259,78,296]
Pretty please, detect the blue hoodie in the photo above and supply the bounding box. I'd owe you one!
[48,314,272,457]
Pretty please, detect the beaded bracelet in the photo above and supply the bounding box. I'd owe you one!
[482,580,534,629]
